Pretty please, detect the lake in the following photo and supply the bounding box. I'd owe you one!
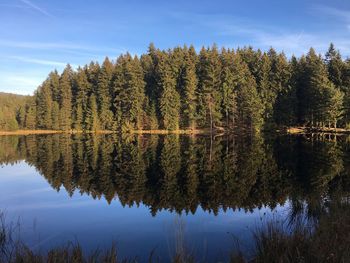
[0,133,348,262]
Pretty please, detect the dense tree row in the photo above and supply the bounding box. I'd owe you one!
[0,134,348,215]
[6,43,350,132]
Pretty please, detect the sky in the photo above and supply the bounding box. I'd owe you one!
[0,0,350,95]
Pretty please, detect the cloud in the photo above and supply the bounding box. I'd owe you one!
[19,0,54,18]
[0,39,125,54]
[0,72,44,95]
[8,56,78,68]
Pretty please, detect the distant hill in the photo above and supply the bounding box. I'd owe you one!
[0,92,32,131]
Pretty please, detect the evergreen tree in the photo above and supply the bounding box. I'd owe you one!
[86,94,99,131]
[36,79,53,129]
[113,54,146,131]
[58,65,73,131]
[325,43,344,89]
[157,52,181,130]
[51,101,60,130]
[181,46,198,129]
[72,67,90,130]
[255,52,271,122]
[197,45,222,131]
[274,56,298,126]
[24,97,36,129]
[234,53,263,132]
[97,57,114,130]
[303,48,338,126]
[220,48,237,129]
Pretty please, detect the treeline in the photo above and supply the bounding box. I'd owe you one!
[0,134,348,215]
[10,43,350,132]
[0,93,29,131]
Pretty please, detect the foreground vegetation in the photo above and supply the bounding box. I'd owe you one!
[1,43,350,134]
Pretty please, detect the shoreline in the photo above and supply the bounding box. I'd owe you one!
[0,129,209,136]
[286,127,350,135]
[1,127,350,136]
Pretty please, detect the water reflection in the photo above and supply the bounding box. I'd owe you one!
[0,133,349,218]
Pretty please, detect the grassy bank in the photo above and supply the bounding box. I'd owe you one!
[130,129,208,135]
[286,126,350,135]
[2,126,350,136]
[0,129,210,136]
[0,130,116,136]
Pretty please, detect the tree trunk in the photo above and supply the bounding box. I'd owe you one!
[209,104,213,135]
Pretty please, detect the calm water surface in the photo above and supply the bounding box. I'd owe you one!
[0,134,348,262]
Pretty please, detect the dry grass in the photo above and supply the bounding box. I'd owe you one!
[286,126,350,135]
[0,130,118,136]
[286,127,306,134]
[0,130,64,136]
[0,129,209,136]
[130,129,208,135]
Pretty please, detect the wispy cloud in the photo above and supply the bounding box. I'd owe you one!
[19,0,54,18]
[0,71,45,95]
[0,39,126,54]
[7,56,78,68]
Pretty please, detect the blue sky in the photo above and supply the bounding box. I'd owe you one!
[1,0,349,95]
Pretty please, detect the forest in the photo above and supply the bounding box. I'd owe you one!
[0,92,29,131]
[2,43,350,133]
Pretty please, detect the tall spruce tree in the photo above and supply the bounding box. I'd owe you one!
[181,46,198,129]
[220,48,237,129]
[157,52,181,130]
[97,57,114,130]
[58,65,73,131]
[72,67,90,130]
[197,45,222,132]
[234,53,263,132]
[325,43,344,89]
[36,79,53,129]
[86,94,99,131]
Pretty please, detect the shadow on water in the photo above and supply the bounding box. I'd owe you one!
[0,133,349,262]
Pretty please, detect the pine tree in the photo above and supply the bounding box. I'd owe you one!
[157,52,181,130]
[234,53,263,132]
[86,95,99,131]
[322,83,343,128]
[72,67,90,130]
[97,57,114,130]
[197,45,222,131]
[325,43,344,89]
[49,70,60,102]
[274,56,298,126]
[220,48,237,129]
[301,48,343,127]
[51,101,60,130]
[36,79,53,129]
[181,46,198,129]
[59,65,73,131]
[255,52,271,122]
[24,97,36,129]
[113,54,146,131]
